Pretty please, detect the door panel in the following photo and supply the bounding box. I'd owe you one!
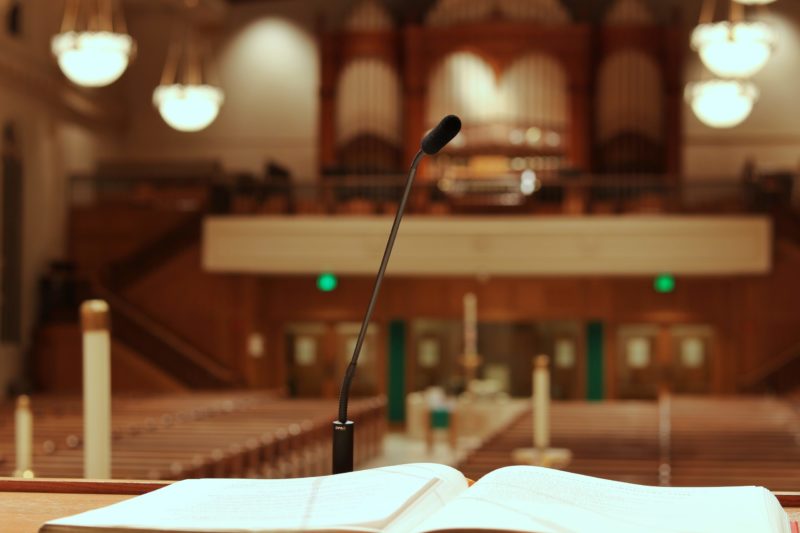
[617,325,660,399]
[670,325,714,394]
[285,322,380,398]
[335,323,380,397]
[615,323,716,398]
[285,323,328,397]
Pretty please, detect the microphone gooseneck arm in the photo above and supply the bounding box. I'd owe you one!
[337,149,424,423]
[332,150,424,475]
[331,115,461,475]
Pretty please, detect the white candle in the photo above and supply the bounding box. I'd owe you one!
[14,395,33,477]
[82,300,112,479]
[463,293,477,356]
[533,355,550,450]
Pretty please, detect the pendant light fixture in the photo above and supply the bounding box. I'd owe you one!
[52,0,135,87]
[733,0,776,4]
[153,18,224,133]
[691,0,775,79]
[686,79,759,129]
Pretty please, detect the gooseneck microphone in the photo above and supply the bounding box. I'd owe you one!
[333,115,462,475]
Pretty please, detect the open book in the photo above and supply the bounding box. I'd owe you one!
[41,463,792,533]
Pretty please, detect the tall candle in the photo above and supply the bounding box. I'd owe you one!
[533,355,550,450]
[463,293,477,356]
[81,300,112,479]
[14,395,33,477]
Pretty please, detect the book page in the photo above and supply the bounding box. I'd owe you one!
[414,466,790,533]
[44,463,468,533]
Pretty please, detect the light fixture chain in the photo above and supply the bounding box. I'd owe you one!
[699,0,717,24]
[113,0,128,35]
[98,0,113,32]
[161,23,183,86]
[730,0,745,23]
[61,0,80,33]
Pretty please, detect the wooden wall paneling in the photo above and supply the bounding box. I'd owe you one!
[576,324,588,400]
[322,323,338,398]
[604,320,617,399]
[404,318,416,402]
[69,206,187,275]
[258,278,289,392]
[124,245,237,370]
[267,320,286,391]
[372,322,389,399]
[656,324,672,391]
[33,323,187,393]
[712,319,729,394]
[237,276,260,388]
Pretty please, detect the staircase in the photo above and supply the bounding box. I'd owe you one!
[740,204,800,395]
[34,175,242,392]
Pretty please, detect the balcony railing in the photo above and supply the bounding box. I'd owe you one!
[69,171,796,217]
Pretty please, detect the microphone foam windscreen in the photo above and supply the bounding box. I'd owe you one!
[421,115,462,155]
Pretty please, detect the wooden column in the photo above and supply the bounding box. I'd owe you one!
[403,25,426,168]
[663,24,684,178]
[566,53,592,172]
[318,33,338,175]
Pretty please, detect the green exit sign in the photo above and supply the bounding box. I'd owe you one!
[316,273,338,292]
[654,274,676,294]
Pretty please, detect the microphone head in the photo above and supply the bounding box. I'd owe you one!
[421,115,462,155]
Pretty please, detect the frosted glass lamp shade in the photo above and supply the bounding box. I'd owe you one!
[153,84,224,132]
[691,21,775,79]
[52,31,134,87]
[687,80,759,129]
[733,0,776,4]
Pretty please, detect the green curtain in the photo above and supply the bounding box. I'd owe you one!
[388,321,406,422]
[586,322,604,401]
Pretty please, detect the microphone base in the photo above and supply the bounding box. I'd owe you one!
[332,420,355,474]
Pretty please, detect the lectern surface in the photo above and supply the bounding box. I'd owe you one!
[0,479,165,533]
[2,479,799,533]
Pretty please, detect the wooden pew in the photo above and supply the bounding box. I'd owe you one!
[0,392,386,481]
[457,396,800,490]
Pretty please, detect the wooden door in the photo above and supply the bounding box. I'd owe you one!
[616,325,660,399]
[285,323,330,397]
[616,324,716,398]
[285,322,381,398]
[669,325,715,394]
[334,323,381,397]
